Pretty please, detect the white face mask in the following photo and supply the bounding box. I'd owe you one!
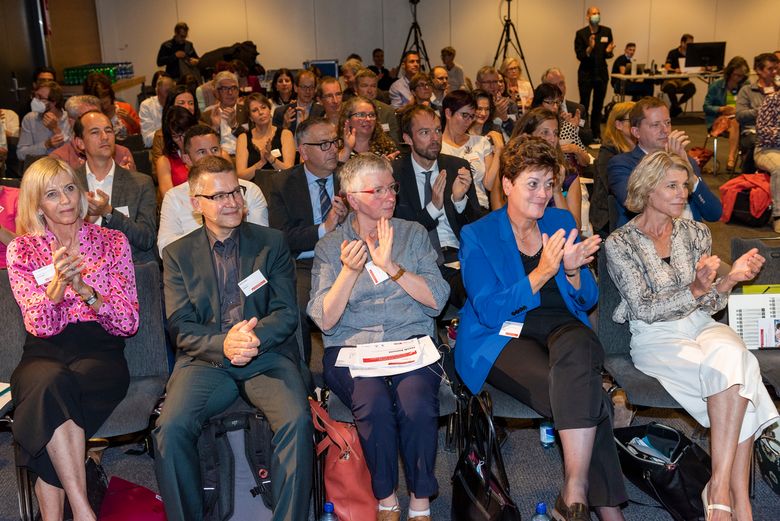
[590,14,600,25]
[30,97,47,114]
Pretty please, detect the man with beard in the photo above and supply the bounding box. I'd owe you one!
[392,105,484,308]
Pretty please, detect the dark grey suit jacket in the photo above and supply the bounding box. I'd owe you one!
[162,222,299,368]
[76,163,157,264]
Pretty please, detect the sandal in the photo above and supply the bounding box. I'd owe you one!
[701,482,733,520]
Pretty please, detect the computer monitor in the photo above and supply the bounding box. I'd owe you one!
[685,42,726,70]
[305,60,339,78]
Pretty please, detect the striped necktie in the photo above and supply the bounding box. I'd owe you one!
[316,178,331,221]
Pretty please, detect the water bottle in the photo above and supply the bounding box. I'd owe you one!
[539,419,555,449]
[319,501,338,521]
[531,502,551,520]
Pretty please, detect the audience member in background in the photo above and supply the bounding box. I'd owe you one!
[18,80,70,162]
[430,66,449,110]
[500,57,533,109]
[736,52,780,173]
[157,125,267,255]
[338,96,398,162]
[703,56,750,172]
[755,90,780,233]
[0,182,18,268]
[541,67,593,146]
[7,157,138,521]
[268,118,347,363]
[469,90,504,149]
[607,97,722,227]
[409,72,435,108]
[440,46,466,91]
[202,71,247,156]
[50,95,136,171]
[268,68,296,111]
[393,105,483,309]
[308,153,449,521]
[151,85,199,179]
[574,6,614,141]
[273,69,322,135]
[592,101,635,234]
[663,34,697,117]
[156,22,199,81]
[390,51,421,109]
[611,43,654,100]
[475,66,518,138]
[318,76,344,127]
[456,136,627,521]
[157,106,199,197]
[354,68,401,143]
[155,155,311,521]
[440,90,497,210]
[74,111,157,264]
[368,48,395,91]
[83,73,141,140]
[531,83,591,168]
[236,93,294,179]
[21,66,56,116]
[511,108,583,231]
[1,108,20,139]
[605,151,779,521]
[140,74,174,147]
[340,58,363,101]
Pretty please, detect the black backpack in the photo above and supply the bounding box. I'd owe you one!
[198,400,275,520]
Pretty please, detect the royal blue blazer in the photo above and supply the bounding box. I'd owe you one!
[455,207,598,394]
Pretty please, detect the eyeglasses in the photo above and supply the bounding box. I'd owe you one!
[349,112,377,120]
[457,112,476,121]
[195,185,246,202]
[349,182,400,198]
[414,82,432,89]
[217,86,239,93]
[298,84,316,91]
[543,99,562,106]
[302,138,343,151]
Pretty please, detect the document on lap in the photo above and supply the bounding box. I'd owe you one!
[335,336,441,377]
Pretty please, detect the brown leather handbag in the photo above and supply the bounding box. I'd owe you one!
[310,397,378,521]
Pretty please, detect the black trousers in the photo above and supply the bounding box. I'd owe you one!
[662,79,696,110]
[440,246,466,309]
[486,321,627,507]
[578,73,607,139]
[295,258,313,365]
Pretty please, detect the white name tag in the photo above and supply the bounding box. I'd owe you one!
[600,36,609,43]
[381,123,390,132]
[579,118,586,128]
[365,261,389,285]
[115,206,130,217]
[270,148,281,158]
[763,86,775,95]
[238,269,268,296]
[499,321,524,338]
[33,264,55,285]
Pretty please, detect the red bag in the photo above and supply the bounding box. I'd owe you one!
[98,476,167,520]
[310,398,378,521]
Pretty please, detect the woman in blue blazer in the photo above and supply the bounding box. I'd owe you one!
[456,136,627,521]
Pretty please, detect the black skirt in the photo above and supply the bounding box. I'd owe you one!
[10,321,129,487]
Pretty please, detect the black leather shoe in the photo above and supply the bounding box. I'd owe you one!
[551,494,590,521]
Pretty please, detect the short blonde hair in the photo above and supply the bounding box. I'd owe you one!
[339,152,392,193]
[625,151,695,213]
[17,157,88,235]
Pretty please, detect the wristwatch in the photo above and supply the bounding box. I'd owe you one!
[82,287,98,306]
[102,210,113,225]
[390,265,406,281]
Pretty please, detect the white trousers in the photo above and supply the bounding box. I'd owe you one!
[629,310,778,443]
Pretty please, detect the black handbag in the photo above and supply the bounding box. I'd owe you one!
[451,392,522,521]
[614,422,711,521]
[755,424,780,496]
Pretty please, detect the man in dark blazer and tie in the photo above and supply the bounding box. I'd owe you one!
[393,104,484,308]
[268,117,348,362]
[574,6,614,141]
[154,156,312,521]
[73,110,157,263]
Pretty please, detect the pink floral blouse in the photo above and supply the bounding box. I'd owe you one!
[7,222,139,338]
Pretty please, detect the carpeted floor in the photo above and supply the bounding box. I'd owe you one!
[0,113,778,520]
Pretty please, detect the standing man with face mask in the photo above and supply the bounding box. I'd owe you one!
[574,6,614,142]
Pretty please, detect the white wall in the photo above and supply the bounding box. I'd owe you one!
[96,0,780,109]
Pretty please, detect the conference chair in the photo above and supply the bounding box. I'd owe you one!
[0,262,169,521]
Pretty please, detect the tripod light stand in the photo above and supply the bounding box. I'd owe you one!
[492,0,533,88]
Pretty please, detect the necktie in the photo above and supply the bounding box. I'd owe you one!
[316,178,331,222]
[422,170,433,206]
[421,170,443,263]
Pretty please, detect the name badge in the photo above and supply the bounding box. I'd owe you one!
[579,118,586,128]
[365,261,389,285]
[115,206,130,217]
[499,321,524,338]
[33,264,56,285]
[238,269,268,296]
[600,36,609,43]
[270,148,281,158]
[381,123,390,132]
[763,86,775,95]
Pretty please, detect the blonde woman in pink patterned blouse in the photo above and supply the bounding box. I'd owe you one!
[6,157,138,521]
